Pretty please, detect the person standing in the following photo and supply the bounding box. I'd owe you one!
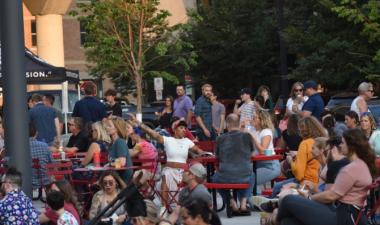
[29,93,61,145]
[210,90,226,135]
[350,82,374,116]
[194,84,215,141]
[0,168,39,224]
[72,81,107,125]
[233,88,256,129]
[104,89,122,117]
[43,93,64,133]
[173,84,193,126]
[299,80,324,120]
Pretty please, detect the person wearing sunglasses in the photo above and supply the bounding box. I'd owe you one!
[285,82,308,116]
[351,82,374,117]
[89,171,128,224]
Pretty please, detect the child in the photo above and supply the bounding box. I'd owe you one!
[46,190,79,225]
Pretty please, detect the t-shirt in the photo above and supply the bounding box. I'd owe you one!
[45,203,80,225]
[281,129,302,151]
[286,97,308,113]
[106,102,122,117]
[301,93,324,120]
[66,131,89,152]
[173,95,193,119]
[57,211,79,225]
[331,159,372,207]
[109,138,133,181]
[216,131,254,181]
[28,102,58,144]
[326,158,350,184]
[178,184,212,206]
[254,128,274,155]
[212,102,226,130]
[239,101,255,125]
[135,140,158,173]
[163,136,194,163]
[72,96,107,124]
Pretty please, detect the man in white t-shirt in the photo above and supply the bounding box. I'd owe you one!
[233,88,256,129]
[350,82,374,116]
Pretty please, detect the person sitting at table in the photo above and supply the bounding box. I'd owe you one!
[129,127,158,173]
[81,121,111,166]
[212,113,255,216]
[276,129,375,225]
[39,180,81,225]
[248,109,281,189]
[129,114,205,214]
[107,117,133,182]
[278,114,302,152]
[65,117,90,153]
[89,171,128,224]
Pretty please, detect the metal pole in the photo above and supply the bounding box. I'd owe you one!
[0,0,32,196]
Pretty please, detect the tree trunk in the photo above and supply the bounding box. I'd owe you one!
[135,71,143,117]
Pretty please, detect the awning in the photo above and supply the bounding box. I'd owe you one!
[0,47,80,84]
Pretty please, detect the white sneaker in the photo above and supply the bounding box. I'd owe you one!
[250,196,276,211]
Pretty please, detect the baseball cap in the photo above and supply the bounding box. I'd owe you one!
[189,163,207,180]
[173,120,187,129]
[303,80,318,89]
[240,88,252,96]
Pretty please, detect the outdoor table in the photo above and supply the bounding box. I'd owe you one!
[73,165,139,173]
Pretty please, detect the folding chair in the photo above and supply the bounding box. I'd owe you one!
[45,161,73,181]
[32,158,44,201]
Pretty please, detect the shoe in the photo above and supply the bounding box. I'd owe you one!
[239,209,251,216]
[250,196,273,211]
[260,200,278,213]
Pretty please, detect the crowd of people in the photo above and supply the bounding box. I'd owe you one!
[1,79,380,225]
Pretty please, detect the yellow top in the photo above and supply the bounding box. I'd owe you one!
[291,138,320,185]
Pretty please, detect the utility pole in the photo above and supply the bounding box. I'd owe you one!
[0,0,32,196]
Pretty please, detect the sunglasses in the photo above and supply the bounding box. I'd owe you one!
[294,89,303,92]
[103,180,115,186]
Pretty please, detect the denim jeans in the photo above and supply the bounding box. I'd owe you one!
[271,178,298,198]
[255,160,281,186]
[212,172,254,200]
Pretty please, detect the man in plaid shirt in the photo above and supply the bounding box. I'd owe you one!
[29,122,53,188]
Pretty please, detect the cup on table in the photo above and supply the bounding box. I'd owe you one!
[264,149,272,156]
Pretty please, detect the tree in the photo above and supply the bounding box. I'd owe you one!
[332,0,380,81]
[282,0,380,88]
[182,0,280,97]
[72,0,197,114]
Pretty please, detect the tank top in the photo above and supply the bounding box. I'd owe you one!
[351,96,370,116]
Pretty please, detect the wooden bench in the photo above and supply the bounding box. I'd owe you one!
[204,182,250,218]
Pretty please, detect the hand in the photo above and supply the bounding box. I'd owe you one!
[116,215,127,224]
[203,128,211,137]
[235,99,242,105]
[286,155,293,164]
[297,188,309,199]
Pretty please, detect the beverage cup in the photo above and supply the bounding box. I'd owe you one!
[264,149,272,156]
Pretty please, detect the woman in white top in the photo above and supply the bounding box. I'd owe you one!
[130,116,205,210]
[350,82,374,116]
[286,82,308,116]
[249,109,280,187]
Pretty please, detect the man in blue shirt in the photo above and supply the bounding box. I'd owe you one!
[72,81,107,125]
[28,94,60,145]
[300,80,325,120]
[194,83,215,141]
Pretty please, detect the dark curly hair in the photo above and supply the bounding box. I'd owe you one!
[342,129,377,177]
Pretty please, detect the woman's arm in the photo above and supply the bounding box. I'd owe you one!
[128,116,164,144]
[38,213,51,224]
[81,143,99,166]
[129,144,141,158]
[310,190,341,203]
[251,134,271,154]
[291,142,308,181]
[89,193,102,220]
[190,144,205,155]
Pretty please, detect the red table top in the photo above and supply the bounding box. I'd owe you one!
[194,154,283,164]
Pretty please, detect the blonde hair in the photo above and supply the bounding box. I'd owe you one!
[255,109,274,132]
[360,113,376,131]
[314,137,328,151]
[111,117,130,139]
[290,82,304,99]
[92,122,111,143]
[298,116,327,139]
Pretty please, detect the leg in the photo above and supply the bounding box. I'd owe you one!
[280,217,304,225]
[256,161,281,186]
[271,178,297,198]
[161,175,169,209]
[277,195,336,225]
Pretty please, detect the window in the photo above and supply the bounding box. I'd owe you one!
[80,22,86,46]
[31,20,37,47]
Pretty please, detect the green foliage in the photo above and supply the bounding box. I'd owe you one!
[72,0,197,96]
[283,0,380,88]
[181,0,279,97]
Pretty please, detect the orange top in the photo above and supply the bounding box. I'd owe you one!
[291,138,320,185]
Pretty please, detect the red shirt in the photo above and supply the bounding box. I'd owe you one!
[44,202,80,225]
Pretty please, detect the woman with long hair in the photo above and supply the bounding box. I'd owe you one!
[285,82,308,116]
[39,180,81,225]
[360,112,376,139]
[107,117,133,182]
[279,114,302,151]
[257,85,274,111]
[277,129,376,225]
[181,199,221,225]
[82,121,111,166]
[89,171,128,224]
[249,109,281,188]
[156,96,174,129]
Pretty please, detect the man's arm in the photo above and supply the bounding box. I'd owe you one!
[299,110,312,118]
[54,117,61,141]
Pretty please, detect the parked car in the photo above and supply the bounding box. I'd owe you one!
[121,103,163,128]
